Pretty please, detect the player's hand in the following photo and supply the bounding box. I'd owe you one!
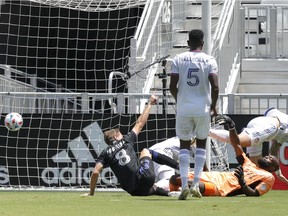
[80,193,93,197]
[234,165,246,187]
[215,114,235,129]
[150,95,158,105]
[210,106,218,117]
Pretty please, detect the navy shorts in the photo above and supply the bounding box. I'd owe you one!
[130,156,155,196]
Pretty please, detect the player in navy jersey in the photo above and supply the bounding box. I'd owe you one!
[81,95,179,197]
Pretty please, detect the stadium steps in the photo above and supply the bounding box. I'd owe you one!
[172,1,222,49]
[238,59,288,93]
[152,0,224,94]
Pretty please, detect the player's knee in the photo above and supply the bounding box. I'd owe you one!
[141,148,152,158]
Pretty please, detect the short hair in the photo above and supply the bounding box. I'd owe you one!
[103,128,120,145]
[189,29,204,44]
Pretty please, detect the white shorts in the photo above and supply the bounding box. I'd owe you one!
[243,116,278,146]
[153,162,175,182]
[264,108,288,144]
[176,113,210,140]
[243,116,278,156]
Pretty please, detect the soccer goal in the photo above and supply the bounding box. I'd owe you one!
[0,0,229,190]
[0,92,229,191]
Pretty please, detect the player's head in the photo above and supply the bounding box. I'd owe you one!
[187,29,204,49]
[169,174,181,192]
[257,155,280,173]
[103,128,123,145]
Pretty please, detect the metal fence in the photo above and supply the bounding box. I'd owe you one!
[242,4,288,59]
[1,91,288,115]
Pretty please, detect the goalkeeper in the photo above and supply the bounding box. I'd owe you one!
[209,107,288,185]
[169,115,280,197]
[81,95,179,197]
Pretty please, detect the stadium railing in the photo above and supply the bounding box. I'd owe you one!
[0,91,288,115]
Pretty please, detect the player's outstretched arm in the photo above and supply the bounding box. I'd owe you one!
[275,169,288,185]
[215,115,243,156]
[132,95,158,135]
[269,140,288,185]
[81,163,103,197]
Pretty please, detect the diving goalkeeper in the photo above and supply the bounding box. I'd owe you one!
[169,115,280,197]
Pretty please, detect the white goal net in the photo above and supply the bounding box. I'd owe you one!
[0,0,229,190]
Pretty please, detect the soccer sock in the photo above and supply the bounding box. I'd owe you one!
[209,129,231,143]
[193,148,206,185]
[149,150,179,169]
[178,149,190,189]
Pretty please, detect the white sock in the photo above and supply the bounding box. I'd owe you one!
[209,129,231,143]
[193,148,206,185]
[178,149,190,189]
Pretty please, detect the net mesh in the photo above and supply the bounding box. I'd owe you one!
[30,0,147,12]
[0,0,146,93]
[0,0,229,190]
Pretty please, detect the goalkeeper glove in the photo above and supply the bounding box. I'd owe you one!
[215,114,235,129]
[234,165,246,187]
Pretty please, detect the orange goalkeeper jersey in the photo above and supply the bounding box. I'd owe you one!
[187,153,275,196]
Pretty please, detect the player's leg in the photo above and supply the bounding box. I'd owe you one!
[175,114,193,200]
[178,140,191,200]
[191,115,211,198]
[209,127,252,147]
[157,169,175,182]
[209,128,230,143]
[190,138,205,198]
[132,149,155,196]
[149,149,179,169]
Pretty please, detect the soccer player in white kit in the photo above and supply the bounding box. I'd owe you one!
[209,108,288,185]
[169,29,219,200]
[149,137,197,192]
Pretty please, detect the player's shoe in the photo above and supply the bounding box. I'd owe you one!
[178,186,190,200]
[190,184,202,198]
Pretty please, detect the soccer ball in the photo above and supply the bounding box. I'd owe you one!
[4,112,23,131]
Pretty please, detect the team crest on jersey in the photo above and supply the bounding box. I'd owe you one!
[260,183,267,191]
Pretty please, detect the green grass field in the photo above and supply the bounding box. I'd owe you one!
[0,190,286,216]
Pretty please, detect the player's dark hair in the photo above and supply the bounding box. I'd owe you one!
[188,29,204,46]
[104,128,120,145]
[258,155,279,172]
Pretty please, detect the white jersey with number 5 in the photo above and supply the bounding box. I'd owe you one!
[171,51,218,117]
